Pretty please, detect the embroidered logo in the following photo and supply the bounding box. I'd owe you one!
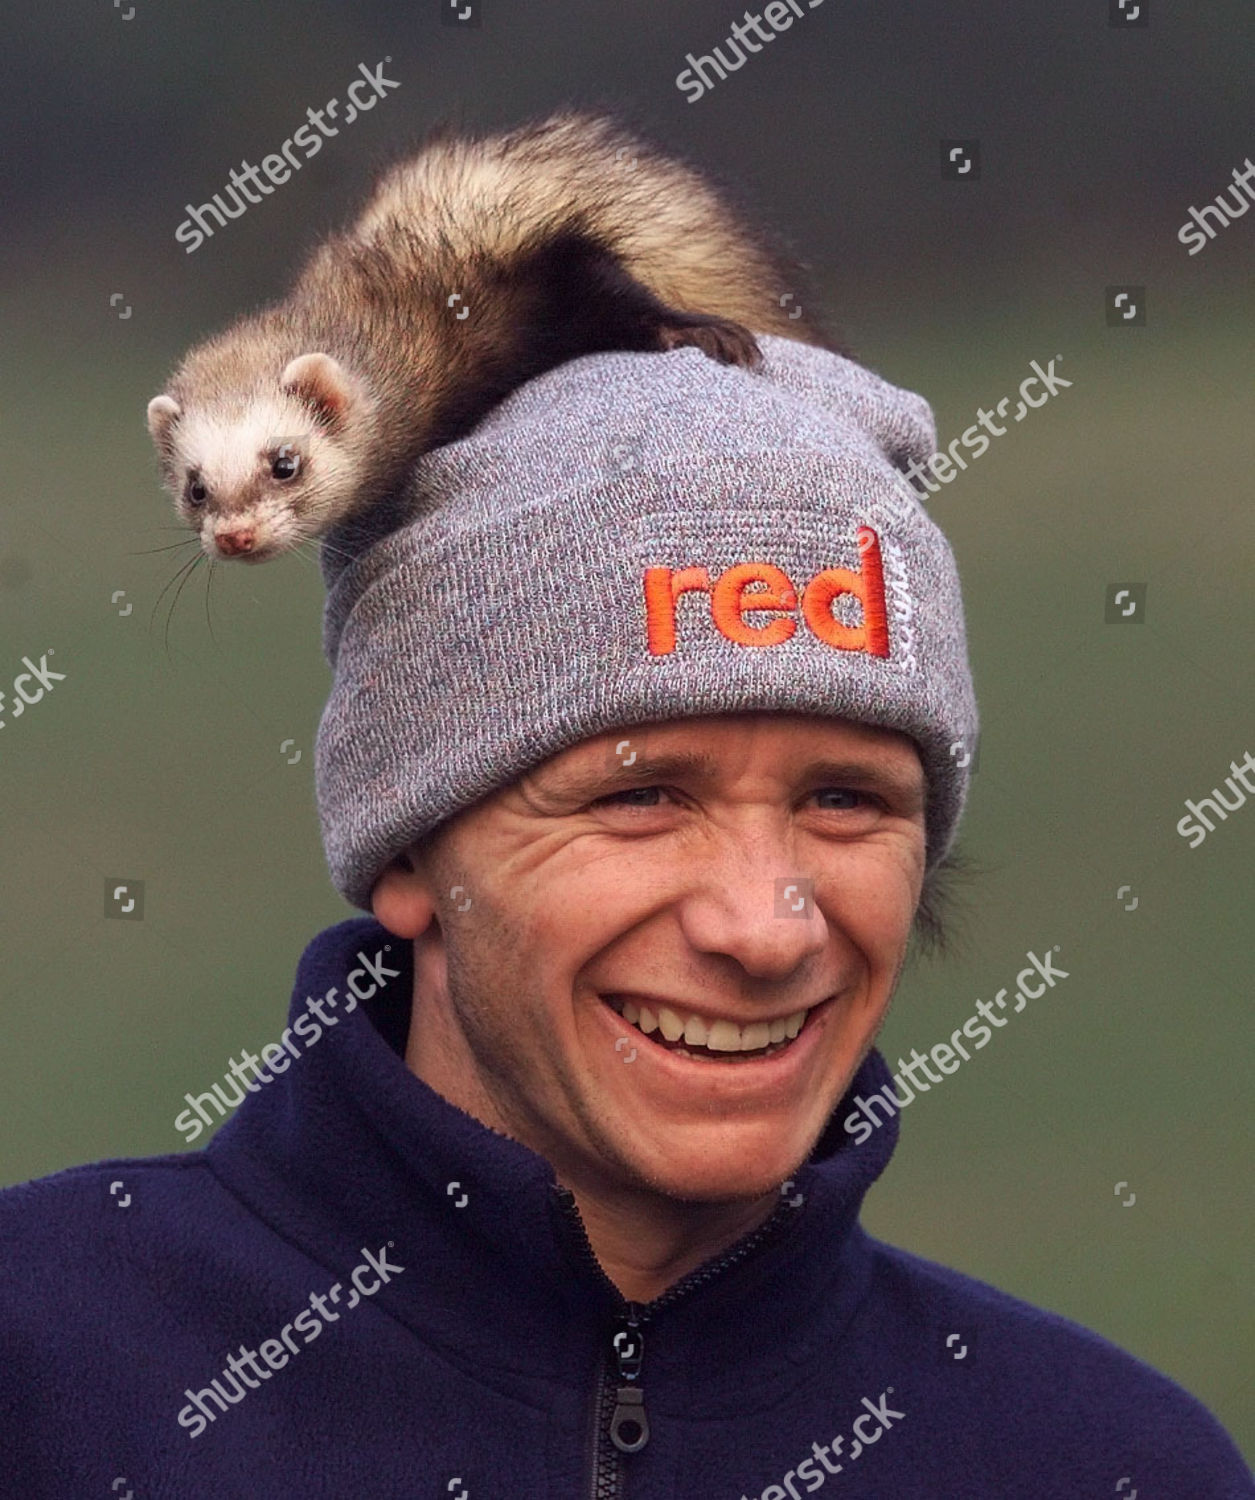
[643,525,889,658]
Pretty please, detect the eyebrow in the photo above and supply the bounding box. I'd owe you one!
[541,749,926,809]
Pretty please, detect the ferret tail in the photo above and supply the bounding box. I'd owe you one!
[350,108,843,353]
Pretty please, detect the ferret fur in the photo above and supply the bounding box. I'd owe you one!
[147,110,837,563]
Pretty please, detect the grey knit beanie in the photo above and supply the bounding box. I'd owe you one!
[315,335,978,912]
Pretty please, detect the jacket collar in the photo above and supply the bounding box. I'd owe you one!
[206,916,900,1401]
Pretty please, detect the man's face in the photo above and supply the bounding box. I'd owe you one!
[373,713,926,1205]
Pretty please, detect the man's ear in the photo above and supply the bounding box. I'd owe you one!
[371,850,438,940]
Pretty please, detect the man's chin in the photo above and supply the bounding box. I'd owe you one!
[611,1130,820,1207]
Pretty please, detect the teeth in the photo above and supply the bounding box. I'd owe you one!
[740,1022,771,1051]
[657,1006,686,1042]
[608,996,811,1054]
[705,1020,743,1053]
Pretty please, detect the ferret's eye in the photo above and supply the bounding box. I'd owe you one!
[185,476,208,507]
[271,448,302,481]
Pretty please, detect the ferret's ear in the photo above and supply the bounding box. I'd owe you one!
[281,353,356,427]
[147,394,182,449]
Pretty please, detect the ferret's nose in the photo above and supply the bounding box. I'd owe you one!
[216,528,256,557]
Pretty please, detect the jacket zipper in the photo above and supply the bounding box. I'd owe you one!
[555,1183,803,1499]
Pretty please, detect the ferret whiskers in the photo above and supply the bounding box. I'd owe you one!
[131,537,200,557]
[203,556,220,647]
[152,551,205,655]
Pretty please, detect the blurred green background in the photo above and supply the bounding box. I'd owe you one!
[1,0,1251,1460]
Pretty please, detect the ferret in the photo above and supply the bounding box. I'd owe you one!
[147,110,836,564]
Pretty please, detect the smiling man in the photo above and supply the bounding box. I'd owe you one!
[374,713,928,1307]
[1,337,1250,1495]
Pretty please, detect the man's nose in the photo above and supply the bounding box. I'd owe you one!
[674,839,828,980]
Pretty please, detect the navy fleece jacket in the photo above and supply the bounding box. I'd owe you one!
[0,916,1250,1498]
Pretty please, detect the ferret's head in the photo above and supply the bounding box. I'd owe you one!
[147,353,373,563]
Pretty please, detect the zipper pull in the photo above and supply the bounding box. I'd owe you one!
[608,1315,649,1453]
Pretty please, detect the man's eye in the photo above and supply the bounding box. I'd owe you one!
[590,787,874,812]
[814,787,870,811]
[593,786,665,809]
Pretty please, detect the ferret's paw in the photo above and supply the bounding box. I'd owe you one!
[656,315,762,370]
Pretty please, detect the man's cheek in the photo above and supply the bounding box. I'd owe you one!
[517,885,599,952]
[827,865,915,935]
[865,841,926,929]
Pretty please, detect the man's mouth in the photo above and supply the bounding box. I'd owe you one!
[600,993,826,1063]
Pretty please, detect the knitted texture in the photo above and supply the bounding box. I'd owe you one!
[315,336,978,911]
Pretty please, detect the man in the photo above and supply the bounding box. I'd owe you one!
[1,339,1249,1496]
